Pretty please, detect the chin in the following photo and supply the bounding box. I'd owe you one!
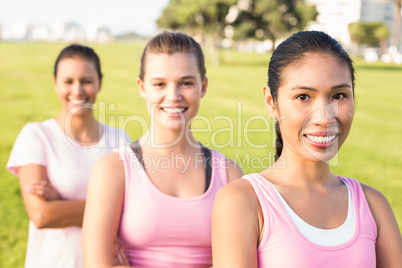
[163,123,186,131]
[304,148,339,164]
[67,107,93,118]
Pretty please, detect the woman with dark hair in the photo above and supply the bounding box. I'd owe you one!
[6,44,129,267]
[212,31,402,267]
[82,31,243,267]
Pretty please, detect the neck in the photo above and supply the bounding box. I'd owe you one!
[56,112,101,144]
[270,149,336,186]
[140,127,200,155]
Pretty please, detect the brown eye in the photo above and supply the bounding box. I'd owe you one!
[180,81,194,87]
[154,83,165,87]
[296,94,310,101]
[333,93,345,100]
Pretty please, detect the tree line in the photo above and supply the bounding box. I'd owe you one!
[157,0,399,60]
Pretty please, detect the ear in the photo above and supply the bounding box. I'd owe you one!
[137,77,146,99]
[200,77,208,98]
[263,85,277,119]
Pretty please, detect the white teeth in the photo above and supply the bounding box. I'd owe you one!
[70,99,86,105]
[306,135,336,144]
[162,107,186,114]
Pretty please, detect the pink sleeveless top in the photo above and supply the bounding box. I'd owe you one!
[118,146,228,268]
[243,173,377,268]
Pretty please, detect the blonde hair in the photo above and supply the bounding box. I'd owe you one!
[139,31,206,80]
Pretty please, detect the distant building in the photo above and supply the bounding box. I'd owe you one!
[64,22,85,42]
[85,23,113,43]
[307,0,400,51]
[0,21,112,43]
[49,22,66,42]
[96,27,113,43]
[1,21,29,41]
[30,25,50,41]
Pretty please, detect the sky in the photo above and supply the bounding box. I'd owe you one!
[0,0,170,36]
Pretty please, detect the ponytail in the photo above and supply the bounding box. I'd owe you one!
[274,121,283,161]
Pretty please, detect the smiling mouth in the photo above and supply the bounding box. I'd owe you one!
[70,99,86,105]
[305,134,337,144]
[161,107,187,114]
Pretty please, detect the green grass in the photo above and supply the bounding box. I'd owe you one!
[1,42,401,266]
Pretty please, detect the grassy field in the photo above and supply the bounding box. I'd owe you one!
[0,42,401,266]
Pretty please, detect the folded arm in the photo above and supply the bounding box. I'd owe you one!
[18,164,85,229]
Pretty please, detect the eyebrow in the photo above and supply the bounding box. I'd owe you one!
[291,83,352,91]
[181,76,197,80]
[149,75,197,81]
[62,76,94,79]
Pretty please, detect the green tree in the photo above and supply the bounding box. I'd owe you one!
[229,0,317,49]
[157,0,237,66]
[348,22,390,52]
[375,23,391,53]
[349,22,362,47]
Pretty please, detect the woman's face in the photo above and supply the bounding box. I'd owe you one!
[137,52,207,132]
[53,57,101,116]
[269,53,355,163]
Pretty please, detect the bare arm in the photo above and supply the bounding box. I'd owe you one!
[18,164,85,228]
[212,180,260,268]
[82,152,132,268]
[27,179,61,201]
[362,184,402,267]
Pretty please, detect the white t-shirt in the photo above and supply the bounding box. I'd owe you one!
[7,118,130,268]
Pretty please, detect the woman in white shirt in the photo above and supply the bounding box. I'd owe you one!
[7,44,129,268]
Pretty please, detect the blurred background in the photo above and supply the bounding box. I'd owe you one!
[1,0,401,63]
[1,0,401,267]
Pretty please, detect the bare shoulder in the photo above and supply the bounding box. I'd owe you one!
[360,184,402,266]
[90,152,125,184]
[213,178,261,234]
[97,151,123,165]
[95,151,124,170]
[360,182,398,229]
[360,183,391,211]
[215,179,258,210]
[87,150,126,201]
[225,158,244,183]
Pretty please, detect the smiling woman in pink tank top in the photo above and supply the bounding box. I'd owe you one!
[82,31,243,268]
[212,31,402,267]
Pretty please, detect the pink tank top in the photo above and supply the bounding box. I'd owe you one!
[243,173,377,268]
[118,146,228,268]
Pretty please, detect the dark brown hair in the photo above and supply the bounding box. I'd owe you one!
[268,31,355,161]
[54,44,103,79]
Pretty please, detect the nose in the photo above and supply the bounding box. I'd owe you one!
[310,99,338,126]
[166,83,182,102]
[71,81,84,95]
